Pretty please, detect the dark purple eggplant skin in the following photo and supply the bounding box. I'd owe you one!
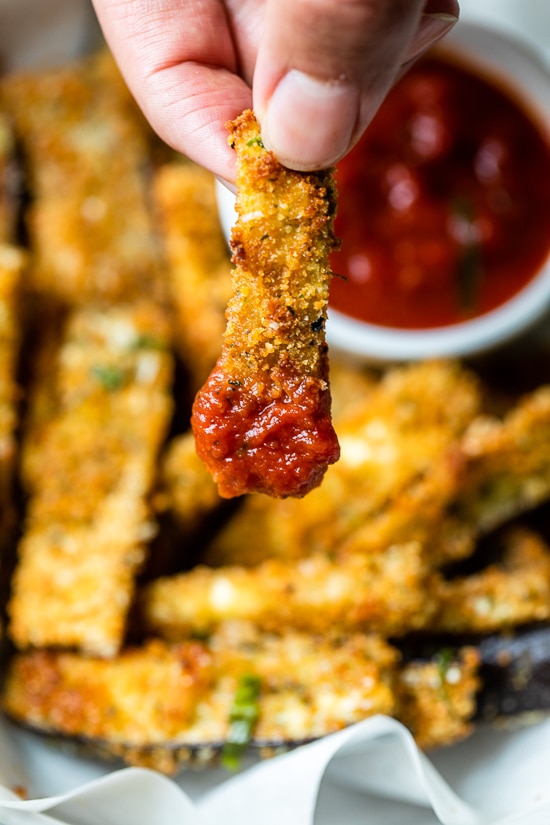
[398,623,550,722]
[475,625,550,721]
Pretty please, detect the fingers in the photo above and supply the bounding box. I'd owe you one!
[91,0,459,177]
[91,0,253,180]
[253,0,459,170]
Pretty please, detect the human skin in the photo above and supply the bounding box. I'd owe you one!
[91,0,459,181]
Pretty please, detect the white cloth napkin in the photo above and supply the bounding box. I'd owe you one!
[2,715,550,825]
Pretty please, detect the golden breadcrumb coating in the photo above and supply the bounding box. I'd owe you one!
[192,110,340,499]
[457,386,550,532]
[0,52,165,305]
[159,431,223,534]
[2,623,397,770]
[396,648,480,751]
[434,528,550,633]
[8,302,174,657]
[6,50,550,777]
[431,384,550,565]
[141,542,436,639]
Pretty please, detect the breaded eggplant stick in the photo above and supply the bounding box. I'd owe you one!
[8,303,174,657]
[2,624,397,772]
[192,110,340,499]
[2,626,479,769]
[141,542,436,639]
[0,52,165,305]
[431,385,550,566]
[396,648,480,751]
[433,528,550,633]
[159,430,223,535]
[457,386,550,532]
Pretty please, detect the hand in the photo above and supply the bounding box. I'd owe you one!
[91,0,459,182]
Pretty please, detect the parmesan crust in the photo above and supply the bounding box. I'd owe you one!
[8,303,174,657]
[191,110,340,499]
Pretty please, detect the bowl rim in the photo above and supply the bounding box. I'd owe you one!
[326,254,550,361]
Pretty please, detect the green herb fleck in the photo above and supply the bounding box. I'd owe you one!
[221,674,262,770]
[435,648,455,684]
[451,198,483,314]
[246,136,264,148]
[434,647,456,705]
[91,364,126,391]
[130,334,165,351]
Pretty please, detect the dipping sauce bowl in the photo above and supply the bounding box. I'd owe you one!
[217,22,550,362]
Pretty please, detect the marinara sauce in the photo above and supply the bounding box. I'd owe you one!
[330,55,550,329]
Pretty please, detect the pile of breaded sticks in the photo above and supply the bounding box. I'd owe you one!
[1,48,550,774]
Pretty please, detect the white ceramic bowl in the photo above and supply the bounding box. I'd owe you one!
[216,22,550,362]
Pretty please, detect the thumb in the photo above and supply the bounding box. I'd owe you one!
[253,0,458,170]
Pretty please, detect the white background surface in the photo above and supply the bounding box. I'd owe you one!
[459,0,550,61]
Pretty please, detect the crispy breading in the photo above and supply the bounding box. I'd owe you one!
[2,623,397,772]
[457,386,550,531]
[5,46,550,770]
[191,110,340,499]
[153,161,233,392]
[211,623,398,745]
[433,529,550,633]
[336,451,470,560]
[0,52,165,305]
[2,640,214,745]
[204,360,480,567]
[159,431,223,535]
[141,542,436,639]
[8,303,174,657]
[327,357,379,420]
[396,648,480,751]
[430,385,550,566]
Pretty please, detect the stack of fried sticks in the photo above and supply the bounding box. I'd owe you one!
[1,50,550,774]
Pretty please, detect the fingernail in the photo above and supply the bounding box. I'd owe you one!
[261,70,359,170]
[405,12,459,62]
